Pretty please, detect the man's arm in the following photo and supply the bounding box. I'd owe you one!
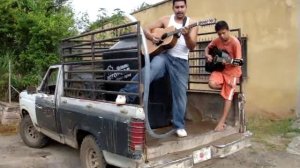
[182,19,198,50]
[143,16,167,43]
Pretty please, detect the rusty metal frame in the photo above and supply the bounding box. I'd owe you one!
[60,21,142,104]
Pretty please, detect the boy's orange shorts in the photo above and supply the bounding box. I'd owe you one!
[209,71,239,101]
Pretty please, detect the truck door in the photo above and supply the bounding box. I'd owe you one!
[36,67,59,132]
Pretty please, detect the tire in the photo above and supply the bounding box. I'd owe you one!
[80,135,106,168]
[19,115,49,148]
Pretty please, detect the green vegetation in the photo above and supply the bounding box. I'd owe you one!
[0,0,76,101]
[0,0,133,102]
[88,8,126,31]
[132,2,151,13]
[247,117,300,150]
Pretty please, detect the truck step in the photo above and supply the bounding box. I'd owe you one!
[211,131,252,158]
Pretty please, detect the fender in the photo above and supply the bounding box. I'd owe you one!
[19,91,38,125]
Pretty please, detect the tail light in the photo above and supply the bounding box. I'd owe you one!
[129,118,145,152]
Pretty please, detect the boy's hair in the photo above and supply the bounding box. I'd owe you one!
[215,21,229,32]
[173,0,187,6]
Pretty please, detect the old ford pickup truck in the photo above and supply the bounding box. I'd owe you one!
[19,16,251,168]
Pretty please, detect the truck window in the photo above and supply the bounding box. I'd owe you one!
[40,68,59,95]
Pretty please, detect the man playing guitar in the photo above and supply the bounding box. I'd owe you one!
[116,0,198,137]
[204,21,242,132]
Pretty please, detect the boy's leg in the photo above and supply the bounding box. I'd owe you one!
[215,75,238,131]
[208,71,223,90]
[215,99,231,131]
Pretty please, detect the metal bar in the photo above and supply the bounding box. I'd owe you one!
[62,21,139,41]
[188,57,204,60]
[11,85,20,94]
[62,57,138,65]
[237,28,243,93]
[188,81,209,84]
[137,22,142,105]
[64,70,139,73]
[64,88,139,96]
[91,34,96,100]
[69,47,109,50]
[198,29,240,36]
[64,79,139,84]
[9,60,11,104]
[189,65,205,68]
[65,40,92,42]
[62,34,137,50]
[190,49,205,52]
[189,73,210,76]
[62,47,138,57]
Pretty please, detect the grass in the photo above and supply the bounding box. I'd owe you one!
[247,117,300,150]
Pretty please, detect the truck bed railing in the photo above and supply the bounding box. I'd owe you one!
[60,21,143,104]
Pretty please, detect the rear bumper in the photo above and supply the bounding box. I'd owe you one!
[141,131,252,168]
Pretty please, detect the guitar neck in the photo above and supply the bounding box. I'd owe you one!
[167,19,216,37]
[165,23,195,37]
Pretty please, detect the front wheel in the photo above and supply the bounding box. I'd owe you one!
[80,135,106,168]
[19,115,49,148]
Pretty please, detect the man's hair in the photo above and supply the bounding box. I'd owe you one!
[215,21,229,32]
[173,0,187,6]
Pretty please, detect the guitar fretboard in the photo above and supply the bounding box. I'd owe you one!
[164,18,216,38]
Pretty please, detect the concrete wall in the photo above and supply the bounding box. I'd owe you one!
[297,0,300,118]
[133,0,300,119]
[0,102,20,125]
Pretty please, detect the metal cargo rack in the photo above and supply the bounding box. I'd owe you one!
[60,21,143,104]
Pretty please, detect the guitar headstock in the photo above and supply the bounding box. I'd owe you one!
[197,18,217,26]
[232,59,244,66]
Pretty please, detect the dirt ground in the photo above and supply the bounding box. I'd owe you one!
[1,133,300,168]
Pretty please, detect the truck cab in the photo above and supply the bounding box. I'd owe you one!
[19,19,251,168]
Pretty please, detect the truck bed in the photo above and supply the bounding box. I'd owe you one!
[145,120,239,160]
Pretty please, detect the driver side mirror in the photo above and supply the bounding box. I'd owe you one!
[27,86,37,94]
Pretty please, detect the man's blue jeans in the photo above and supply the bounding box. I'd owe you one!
[120,53,189,129]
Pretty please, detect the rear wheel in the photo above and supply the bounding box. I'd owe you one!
[19,115,49,148]
[80,135,106,168]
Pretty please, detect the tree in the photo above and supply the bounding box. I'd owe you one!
[0,0,76,100]
[132,2,151,13]
[88,8,126,31]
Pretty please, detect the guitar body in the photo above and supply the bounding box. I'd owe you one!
[205,46,243,73]
[141,18,217,57]
[205,59,225,72]
[144,26,179,57]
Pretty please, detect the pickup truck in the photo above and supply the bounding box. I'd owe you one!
[19,18,251,168]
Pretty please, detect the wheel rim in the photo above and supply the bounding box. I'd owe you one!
[87,148,101,168]
[25,123,39,141]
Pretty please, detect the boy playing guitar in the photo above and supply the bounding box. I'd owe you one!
[204,20,243,132]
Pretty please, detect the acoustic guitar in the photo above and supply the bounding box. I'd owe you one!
[205,46,244,73]
[143,18,217,57]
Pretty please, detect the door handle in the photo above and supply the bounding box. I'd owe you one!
[36,105,43,109]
